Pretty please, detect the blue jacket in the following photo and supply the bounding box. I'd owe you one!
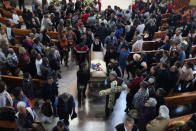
[117,44,130,67]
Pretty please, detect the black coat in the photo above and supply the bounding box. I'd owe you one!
[41,81,58,100]
[116,123,138,131]
[77,70,90,85]
[22,78,34,98]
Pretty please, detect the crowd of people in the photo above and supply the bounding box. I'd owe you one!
[0,0,196,131]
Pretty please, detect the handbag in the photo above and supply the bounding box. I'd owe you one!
[41,102,53,117]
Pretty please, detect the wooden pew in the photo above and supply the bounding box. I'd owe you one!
[0,27,59,40]
[0,75,43,88]
[0,16,15,27]
[3,1,23,15]
[184,57,196,65]
[153,31,167,40]
[167,113,193,131]
[162,13,170,19]
[191,45,196,57]
[165,91,196,107]
[0,8,23,23]
[0,120,18,130]
[8,45,21,55]
[142,40,163,51]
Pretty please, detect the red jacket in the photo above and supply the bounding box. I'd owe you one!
[81,13,90,23]
[128,76,144,93]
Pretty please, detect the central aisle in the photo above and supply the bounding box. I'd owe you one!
[56,62,127,131]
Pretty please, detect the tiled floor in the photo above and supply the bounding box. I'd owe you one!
[42,61,128,131]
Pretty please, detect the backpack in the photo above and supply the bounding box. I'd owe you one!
[41,101,53,117]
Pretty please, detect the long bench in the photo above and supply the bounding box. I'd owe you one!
[0,8,23,23]
[0,120,18,130]
[167,113,193,131]
[0,26,59,40]
[0,75,43,88]
[142,40,163,51]
[0,16,15,27]
[165,91,196,107]
[3,1,23,15]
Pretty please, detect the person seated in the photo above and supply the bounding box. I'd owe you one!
[12,10,20,28]
[132,81,149,109]
[33,38,44,56]
[146,105,170,131]
[18,47,30,73]
[138,98,157,130]
[0,80,13,107]
[15,101,39,131]
[23,36,33,52]
[52,120,69,131]
[115,117,138,131]
[13,87,32,110]
[7,48,18,73]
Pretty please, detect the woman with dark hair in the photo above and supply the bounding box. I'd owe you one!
[42,29,51,46]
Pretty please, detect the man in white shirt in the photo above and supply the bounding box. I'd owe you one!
[136,19,145,35]
[132,36,143,52]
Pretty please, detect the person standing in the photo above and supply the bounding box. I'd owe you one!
[18,0,25,10]
[41,77,58,116]
[77,64,90,106]
[54,92,77,126]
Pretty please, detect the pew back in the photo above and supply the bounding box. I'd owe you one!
[165,91,196,107]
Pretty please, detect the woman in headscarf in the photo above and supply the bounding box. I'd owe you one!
[146,105,170,131]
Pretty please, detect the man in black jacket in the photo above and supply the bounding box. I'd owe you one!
[77,64,90,106]
[41,77,58,115]
[116,117,138,131]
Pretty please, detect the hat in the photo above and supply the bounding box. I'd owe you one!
[140,81,148,89]
[133,54,141,62]
[148,78,155,84]
[109,71,117,78]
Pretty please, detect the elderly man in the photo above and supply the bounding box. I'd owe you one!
[15,101,38,131]
[116,117,139,131]
[99,71,127,117]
